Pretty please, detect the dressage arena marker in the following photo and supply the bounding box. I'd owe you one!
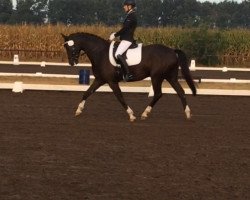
[12,81,23,93]
[190,59,196,71]
[13,55,19,65]
[40,61,46,67]
[222,67,228,72]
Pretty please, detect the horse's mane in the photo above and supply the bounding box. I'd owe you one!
[70,32,109,44]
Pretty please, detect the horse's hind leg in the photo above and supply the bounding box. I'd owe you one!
[75,79,104,116]
[108,82,136,122]
[167,77,191,119]
[141,77,163,120]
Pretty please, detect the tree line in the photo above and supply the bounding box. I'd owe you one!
[0,0,250,28]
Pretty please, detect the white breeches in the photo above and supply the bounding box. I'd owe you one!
[115,40,132,59]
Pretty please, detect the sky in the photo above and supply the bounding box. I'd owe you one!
[12,0,16,8]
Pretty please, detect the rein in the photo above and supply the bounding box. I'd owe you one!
[64,40,107,57]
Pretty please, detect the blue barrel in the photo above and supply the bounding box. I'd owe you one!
[79,69,90,85]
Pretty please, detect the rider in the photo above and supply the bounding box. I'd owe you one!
[109,0,137,81]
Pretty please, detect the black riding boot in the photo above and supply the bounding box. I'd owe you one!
[117,54,133,81]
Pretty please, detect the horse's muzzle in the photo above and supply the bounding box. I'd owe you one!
[69,59,78,66]
[69,61,75,66]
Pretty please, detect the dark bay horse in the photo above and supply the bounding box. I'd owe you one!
[62,32,196,121]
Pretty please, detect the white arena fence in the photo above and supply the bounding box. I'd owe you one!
[0,60,250,96]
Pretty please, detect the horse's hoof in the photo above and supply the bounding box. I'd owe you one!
[75,111,82,116]
[186,114,191,120]
[185,110,191,119]
[129,116,136,122]
[141,106,152,120]
[185,106,191,119]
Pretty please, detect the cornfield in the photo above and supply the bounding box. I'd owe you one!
[0,24,249,67]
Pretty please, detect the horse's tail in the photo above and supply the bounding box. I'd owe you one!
[174,49,196,96]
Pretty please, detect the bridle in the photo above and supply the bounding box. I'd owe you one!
[64,40,84,63]
[64,39,109,63]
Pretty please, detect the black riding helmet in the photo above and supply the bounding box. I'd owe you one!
[123,0,136,7]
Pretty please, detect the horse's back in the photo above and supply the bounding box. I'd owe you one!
[143,43,175,54]
[141,44,178,69]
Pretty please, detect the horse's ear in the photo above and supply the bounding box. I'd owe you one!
[61,33,68,41]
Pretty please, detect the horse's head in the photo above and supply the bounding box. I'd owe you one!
[62,34,81,66]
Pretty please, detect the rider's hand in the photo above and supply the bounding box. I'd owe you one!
[109,33,116,41]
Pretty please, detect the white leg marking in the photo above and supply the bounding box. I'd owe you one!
[75,100,85,116]
[127,106,136,122]
[141,106,152,120]
[185,105,191,119]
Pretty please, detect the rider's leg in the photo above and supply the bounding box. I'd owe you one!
[117,55,133,81]
[115,40,133,81]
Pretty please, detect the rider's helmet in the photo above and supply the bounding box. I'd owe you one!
[123,0,136,7]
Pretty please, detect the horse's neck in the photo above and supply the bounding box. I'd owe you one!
[79,38,108,65]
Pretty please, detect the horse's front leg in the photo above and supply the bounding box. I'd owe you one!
[75,79,104,116]
[108,82,136,122]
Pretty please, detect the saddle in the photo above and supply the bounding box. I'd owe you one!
[109,41,142,66]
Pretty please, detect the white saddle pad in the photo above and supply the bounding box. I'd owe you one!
[109,41,142,66]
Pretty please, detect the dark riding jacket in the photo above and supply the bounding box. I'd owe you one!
[115,9,137,42]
